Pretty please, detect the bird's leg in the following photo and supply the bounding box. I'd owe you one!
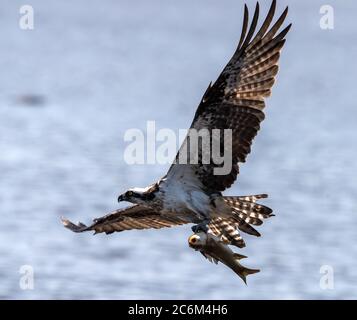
[191,221,209,233]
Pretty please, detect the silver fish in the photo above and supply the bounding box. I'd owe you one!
[188,231,259,284]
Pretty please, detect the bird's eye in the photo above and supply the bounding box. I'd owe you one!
[127,191,133,197]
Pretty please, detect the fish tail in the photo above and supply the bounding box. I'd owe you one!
[232,254,260,284]
[238,267,260,285]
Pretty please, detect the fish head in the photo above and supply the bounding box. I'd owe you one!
[188,231,208,249]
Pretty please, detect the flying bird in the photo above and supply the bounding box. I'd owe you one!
[62,0,291,281]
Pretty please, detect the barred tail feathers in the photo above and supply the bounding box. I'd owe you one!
[207,194,273,248]
[224,194,273,226]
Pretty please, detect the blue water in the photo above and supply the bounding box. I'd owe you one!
[0,0,356,299]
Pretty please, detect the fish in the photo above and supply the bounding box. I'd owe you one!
[188,231,259,284]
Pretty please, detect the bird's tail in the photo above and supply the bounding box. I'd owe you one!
[224,194,274,235]
[207,194,273,248]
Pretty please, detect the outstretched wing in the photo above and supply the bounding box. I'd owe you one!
[167,0,291,192]
[62,204,188,235]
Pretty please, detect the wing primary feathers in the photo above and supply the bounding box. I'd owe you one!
[62,205,190,235]
[247,0,276,50]
[262,6,289,44]
[247,8,290,61]
[237,4,249,51]
[61,217,89,233]
[273,23,292,44]
[252,23,291,60]
[240,2,260,52]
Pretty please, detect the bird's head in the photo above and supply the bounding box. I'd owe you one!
[188,232,208,249]
[117,186,156,205]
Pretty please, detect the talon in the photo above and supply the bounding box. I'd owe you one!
[191,222,209,233]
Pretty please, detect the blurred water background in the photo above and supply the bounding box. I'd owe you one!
[0,0,356,299]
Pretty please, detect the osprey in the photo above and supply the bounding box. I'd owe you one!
[62,0,291,280]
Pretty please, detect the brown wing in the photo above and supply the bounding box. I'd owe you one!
[167,1,291,192]
[61,204,188,235]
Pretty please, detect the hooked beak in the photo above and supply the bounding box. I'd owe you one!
[117,194,126,202]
